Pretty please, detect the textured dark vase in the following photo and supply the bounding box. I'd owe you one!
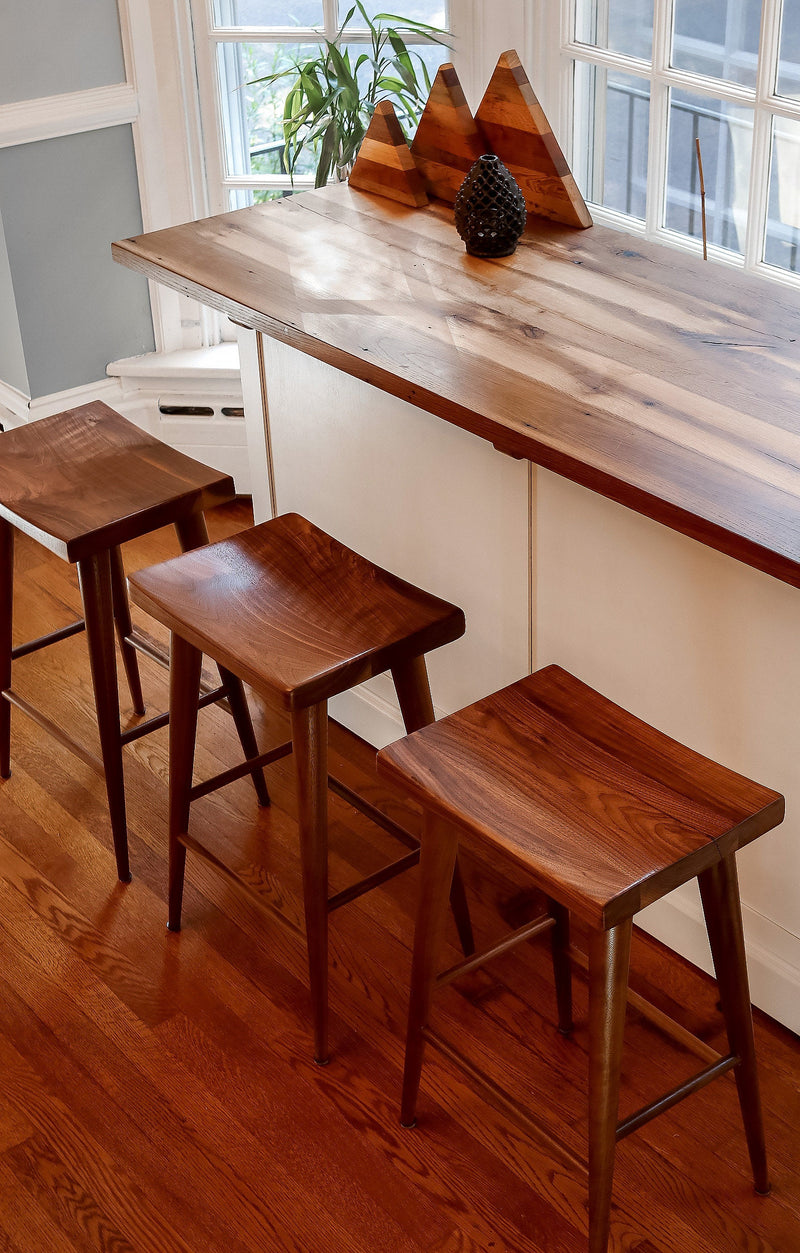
[454,153,527,258]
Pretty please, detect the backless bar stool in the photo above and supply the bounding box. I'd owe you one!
[0,401,268,883]
[377,666,784,1253]
[128,512,474,1063]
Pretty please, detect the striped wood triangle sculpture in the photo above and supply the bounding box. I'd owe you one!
[348,52,592,231]
[409,63,485,206]
[349,100,429,207]
[475,50,592,229]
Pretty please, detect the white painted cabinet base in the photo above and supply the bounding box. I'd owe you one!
[238,328,800,1034]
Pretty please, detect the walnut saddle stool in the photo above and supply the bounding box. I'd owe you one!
[0,402,267,883]
[378,666,784,1253]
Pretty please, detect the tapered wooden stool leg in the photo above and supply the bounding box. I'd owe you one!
[218,663,271,807]
[167,633,203,932]
[174,512,270,806]
[109,545,145,716]
[588,920,632,1253]
[0,519,13,779]
[699,855,770,1194]
[78,551,130,884]
[547,897,573,1035]
[401,814,460,1128]
[391,656,474,957]
[292,701,330,1065]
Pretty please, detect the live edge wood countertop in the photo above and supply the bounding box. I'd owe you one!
[113,184,800,589]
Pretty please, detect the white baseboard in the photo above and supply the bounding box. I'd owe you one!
[0,376,123,428]
[639,889,800,1037]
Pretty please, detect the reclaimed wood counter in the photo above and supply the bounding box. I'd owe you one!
[114,183,800,588]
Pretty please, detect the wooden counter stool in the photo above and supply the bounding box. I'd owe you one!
[0,401,268,884]
[377,665,784,1253]
[128,512,474,1064]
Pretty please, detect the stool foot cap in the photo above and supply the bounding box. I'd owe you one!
[314,1055,330,1067]
[118,873,133,885]
[400,1119,417,1130]
[167,922,181,933]
[557,1024,574,1037]
[755,1185,772,1197]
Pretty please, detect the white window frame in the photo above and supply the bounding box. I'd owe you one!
[538,0,800,290]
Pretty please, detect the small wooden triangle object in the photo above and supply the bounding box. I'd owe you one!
[349,101,429,207]
[475,50,592,229]
[410,63,485,205]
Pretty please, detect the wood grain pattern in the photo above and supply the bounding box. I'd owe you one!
[129,512,466,711]
[1,506,799,1252]
[409,63,485,205]
[475,51,592,229]
[113,186,800,588]
[0,401,235,563]
[377,666,784,930]
[349,100,429,207]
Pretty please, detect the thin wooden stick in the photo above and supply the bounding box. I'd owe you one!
[695,137,708,260]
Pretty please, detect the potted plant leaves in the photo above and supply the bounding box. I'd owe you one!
[248,3,451,187]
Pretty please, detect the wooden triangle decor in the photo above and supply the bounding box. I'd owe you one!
[349,101,429,207]
[410,63,486,205]
[475,50,593,229]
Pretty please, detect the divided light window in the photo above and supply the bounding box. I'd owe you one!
[563,0,800,281]
[191,0,450,211]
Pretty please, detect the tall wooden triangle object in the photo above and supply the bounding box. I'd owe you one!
[349,101,429,207]
[475,50,593,229]
[410,63,485,205]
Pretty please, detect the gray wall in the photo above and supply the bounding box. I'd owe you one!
[1,1,155,401]
[0,0,125,105]
[0,212,29,395]
[0,127,155,397]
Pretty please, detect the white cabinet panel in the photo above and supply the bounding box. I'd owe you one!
[260,335,531,745]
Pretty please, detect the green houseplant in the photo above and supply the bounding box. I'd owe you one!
[249,3,451,187]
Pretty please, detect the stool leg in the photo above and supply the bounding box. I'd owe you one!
[217,663,271,807]
[0,519,13,779]
[401,813,459,1128]
[292,701,330,1065]
[174,512,270,806]
[699,855,770,1195]
[391,656,475,957]
[109,546,145,716]
[588,919,631,1253]
[78,551,130,884]
[547,897,573,1035]
[167,633,203,932]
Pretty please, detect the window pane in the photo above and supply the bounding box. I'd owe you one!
[340,3,446,27]
[213,1,324,26]
[228,187,294,209]
[764,117,800,273]
[671,0,760,87]
[217,42,318,178]
[666,88,752,256]
[574,0,652,61]
[573,63,649,220]
[777,3,800,100]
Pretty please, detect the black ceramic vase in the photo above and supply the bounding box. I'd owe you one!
[454,154,527,258]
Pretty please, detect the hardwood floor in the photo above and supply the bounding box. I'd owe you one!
[0,501,798,1253]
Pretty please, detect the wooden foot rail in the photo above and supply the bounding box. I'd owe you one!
[327,849,421,912]
[12,619,86,659]
[436,913,556,988]
[419,1026,586,1174]
[2,688,104,774]
[568,943,721,1065]
[188,741,293,803]
[616,1053,739,1140]
[177,831,303,937]
[328,774,420,851]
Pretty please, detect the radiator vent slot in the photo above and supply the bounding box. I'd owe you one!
[158,404,215,417]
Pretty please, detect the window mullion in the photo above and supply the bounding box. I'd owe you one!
[744,0,783,269]
[645,0,674,237]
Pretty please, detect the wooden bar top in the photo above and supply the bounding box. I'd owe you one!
[113,186,800,588]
